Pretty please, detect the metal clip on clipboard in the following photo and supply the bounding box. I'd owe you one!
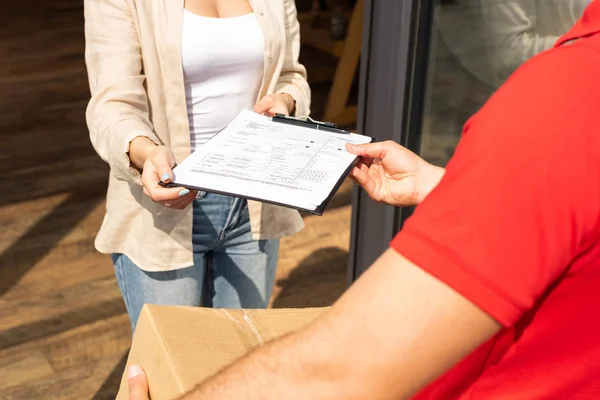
[271,113,351,134]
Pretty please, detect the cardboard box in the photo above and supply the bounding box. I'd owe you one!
[116,304,327,400]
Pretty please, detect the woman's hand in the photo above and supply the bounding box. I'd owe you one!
[346,141,445,207]
[129,137,197,210]
[253,93,295,116]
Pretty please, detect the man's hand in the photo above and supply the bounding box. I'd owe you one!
[128,365,150,400]
[253,93,295,116]
[346,141,445,206]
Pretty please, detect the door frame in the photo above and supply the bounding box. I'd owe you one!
[347,0,435,283]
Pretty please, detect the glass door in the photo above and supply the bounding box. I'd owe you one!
[348,0,586,282]
[419,0,586,166]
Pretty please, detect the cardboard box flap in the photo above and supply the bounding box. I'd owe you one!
[117,304,326,400]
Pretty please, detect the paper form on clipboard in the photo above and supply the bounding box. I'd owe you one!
[164,109,374,215]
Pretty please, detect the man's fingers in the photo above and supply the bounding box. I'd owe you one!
[349,163,380,201]
[349,161,369,179]
[349,164,371,188]
[128,365,150,400]
[345,141,398,160]
[356,158,373,170]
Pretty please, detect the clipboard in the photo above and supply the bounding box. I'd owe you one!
[160,111,374,215]
[271,113,352,135]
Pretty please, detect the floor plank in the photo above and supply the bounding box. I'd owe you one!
[0,351,54,390]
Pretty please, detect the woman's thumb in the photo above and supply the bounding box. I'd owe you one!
[152,149,175,183]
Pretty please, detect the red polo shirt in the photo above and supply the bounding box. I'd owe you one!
[391,1,600,398]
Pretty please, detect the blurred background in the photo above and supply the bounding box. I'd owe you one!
[0,0,584,397]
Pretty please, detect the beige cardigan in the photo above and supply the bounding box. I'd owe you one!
[84,0,310,271]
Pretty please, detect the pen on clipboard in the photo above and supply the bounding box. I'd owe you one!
[272,113,351,134]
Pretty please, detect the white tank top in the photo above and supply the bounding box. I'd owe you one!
[181,11,265,151]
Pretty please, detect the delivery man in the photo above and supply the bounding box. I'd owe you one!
[127,1,600,398]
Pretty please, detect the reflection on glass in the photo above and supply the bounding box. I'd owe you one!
[420,0,588,166]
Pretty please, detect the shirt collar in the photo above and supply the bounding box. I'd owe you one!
[556,0,600,47]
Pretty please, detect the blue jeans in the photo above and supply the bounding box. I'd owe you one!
[112,193,280,333]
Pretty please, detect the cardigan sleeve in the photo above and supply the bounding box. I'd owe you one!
[84,0,159,185]
[274,0,312,117]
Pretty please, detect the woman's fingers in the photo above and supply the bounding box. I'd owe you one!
[139,146,198,209]
[146,185,190,203]
[253,95,275,114]
[142,172,191,203]
[142,168,188,203]
[163,190,197,209]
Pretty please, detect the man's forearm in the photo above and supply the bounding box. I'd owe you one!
[174,249,499,400]
[178,322,362,400]
[180,335,304,399]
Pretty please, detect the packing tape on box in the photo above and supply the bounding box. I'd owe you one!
[220,309,265,346]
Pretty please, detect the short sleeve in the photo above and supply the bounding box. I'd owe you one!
[391,43,600,326]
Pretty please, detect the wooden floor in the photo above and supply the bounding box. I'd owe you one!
[0,1,355,398]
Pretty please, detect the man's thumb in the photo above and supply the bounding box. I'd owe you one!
[346,142,387,159]
[345,143,364,155]
[128,365,150,400]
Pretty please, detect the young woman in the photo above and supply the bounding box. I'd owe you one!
[84,0,311,331]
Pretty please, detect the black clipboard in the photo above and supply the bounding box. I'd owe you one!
[271,113,352,134]
[160,114,374,215]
